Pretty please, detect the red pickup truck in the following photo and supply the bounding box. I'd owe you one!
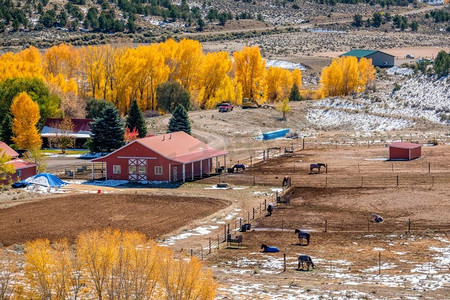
[218,103,234,112]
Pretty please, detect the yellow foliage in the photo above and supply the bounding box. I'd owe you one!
[264,67,299,103]
[43,43,79,79]
[11,92,42,150]
[276,98,291,120]
[173,39,204,92]
[233,46,266,101]
[319,56,376,97]
[0,151,15,183]
[0,47,44,81]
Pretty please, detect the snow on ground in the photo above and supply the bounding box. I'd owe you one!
[159,225,219,246]
[266,59,307,71]
[307,76,450,132]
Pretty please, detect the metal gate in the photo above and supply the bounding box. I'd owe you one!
[128,158,147,181]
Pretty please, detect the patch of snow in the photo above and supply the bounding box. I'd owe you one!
[160,225,218,246]
[266,59,306,71]
[373,247,385,251]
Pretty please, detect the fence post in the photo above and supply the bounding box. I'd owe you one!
[283,253,287,272]
[201,247,204,260]
[248,211,250,223]
[428,162,431,174]
[253,207,255,219]
[408,219,411,234]
[217,234,220,248]
[223,225,226,241]
[302,138,305,150]
[396,175,399,187]
[361,176,363,188]
[324,220,328,233]
[432,176,434,187]
[250,156,253,167]
[392,163,394,173]
[260,203,262,214]
[358,163,360,174]
[378,252,381,275]
[240,218,242,228]
[264,199,267,210]
[209,238,212,254]
[227,224,230,235]
[190,249,193,257]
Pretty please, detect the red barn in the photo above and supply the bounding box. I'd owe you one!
[0,142,37,184]
[91,131,228,182]
[389,142,422,160]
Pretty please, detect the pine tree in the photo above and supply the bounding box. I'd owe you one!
[126,100,147,138]
[167,104,191,135]
[0,113,13,144]
[289,83,302,102]
[90,106,125,153]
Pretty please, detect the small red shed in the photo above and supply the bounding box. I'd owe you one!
[91,131,228,182]
[388,142,421,160]
[0,141,37,184]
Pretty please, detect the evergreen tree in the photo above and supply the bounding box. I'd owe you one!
[0,113,13,144]
[167,104,191,135]
[126,100,147,138]
[289,83,302,101]
[156,81,190,113]
[90,106,125,153]
[434,51,450,77]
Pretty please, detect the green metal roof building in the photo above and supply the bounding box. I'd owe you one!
[340,49,394,68]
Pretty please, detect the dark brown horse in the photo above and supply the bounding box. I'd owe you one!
[310,163,327,174]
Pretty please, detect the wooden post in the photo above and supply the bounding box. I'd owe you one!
[392,163,394,173]
[302,138,305,150]
[217,234,220,248]
[201,246,204,260]
[209,237,212,254]
[378,252,381,275]
[396,175,399,187]
[234,221,236,232]
[408,219,411,234]
[190,249,193,257]
[227,224,230,234]
[358,163,360,174]
[248,211,250,223]
[326,164,328,174]
[432,176,434,187]
[260,203,262,214]
[252,207,255,219]
[250,156,253,167]
[265,199,267,210]
[428,162,431,174]
[283,253,287,272]
[324,220,328,233]
[223,225,226,241]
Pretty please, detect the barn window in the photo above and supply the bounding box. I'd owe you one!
[113,165,121,174]
[154,166,163,175]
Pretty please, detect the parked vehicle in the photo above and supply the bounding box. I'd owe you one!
[241,98,260,109]
[218,103,234,112]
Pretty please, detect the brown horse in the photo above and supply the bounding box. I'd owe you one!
[310,163,327,174]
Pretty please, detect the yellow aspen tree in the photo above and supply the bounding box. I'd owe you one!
[101,45,121,102]
[319,59,344,97]
[0,50,44,81]
[24,239,54,299]
[291,69,302,89]
[207,75,242,108]
[50,239,73,299]
[158,39,179,80]
[195,51,232,109]
[0,151,15,183]
[339,56,360,95]
[264,67,294,103]
[276,98,291,120]
[76,228,121,299]
[80,46,106,99]
[43,43,79,79]
[358,57,376,91]
[173,39,204,92]
[233,46,266,101]
[11,92,42,150]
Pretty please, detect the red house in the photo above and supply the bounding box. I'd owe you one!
[91,131,228,182]
[0,142,37,184]
[389,142,422,160]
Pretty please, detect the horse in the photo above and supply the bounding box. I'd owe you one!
[282,176,291,188]
[295,229,310,246]
[261,244,280,253]
[310,163,327,174]
[297,255,315,271]
[231,163,246,173]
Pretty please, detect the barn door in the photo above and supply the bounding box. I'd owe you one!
[173,166,178,182]
[128,158,147,181]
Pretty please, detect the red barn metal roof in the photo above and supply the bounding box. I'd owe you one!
[0,142,19,158]
[6,159,37,170]
[389,142,421,150]
[93,131,227,164]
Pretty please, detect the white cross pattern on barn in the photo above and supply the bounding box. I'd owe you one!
[128,158,147,181]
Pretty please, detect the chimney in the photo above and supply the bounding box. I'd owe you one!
[169,134,172,140]
[162,135,165,141]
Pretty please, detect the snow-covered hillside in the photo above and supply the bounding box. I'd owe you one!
[307,75,450,132]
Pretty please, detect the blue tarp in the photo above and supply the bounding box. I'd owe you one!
[24,173,67,187]
[262,128,290,140]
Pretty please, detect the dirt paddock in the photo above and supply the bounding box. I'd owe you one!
[0,194,229,246]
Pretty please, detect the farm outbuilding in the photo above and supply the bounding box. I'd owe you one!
[41,118,93,149]
[0,141,37,184]
[340,49,395,68]
[389,142,422,161]
[91,131,228,182]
